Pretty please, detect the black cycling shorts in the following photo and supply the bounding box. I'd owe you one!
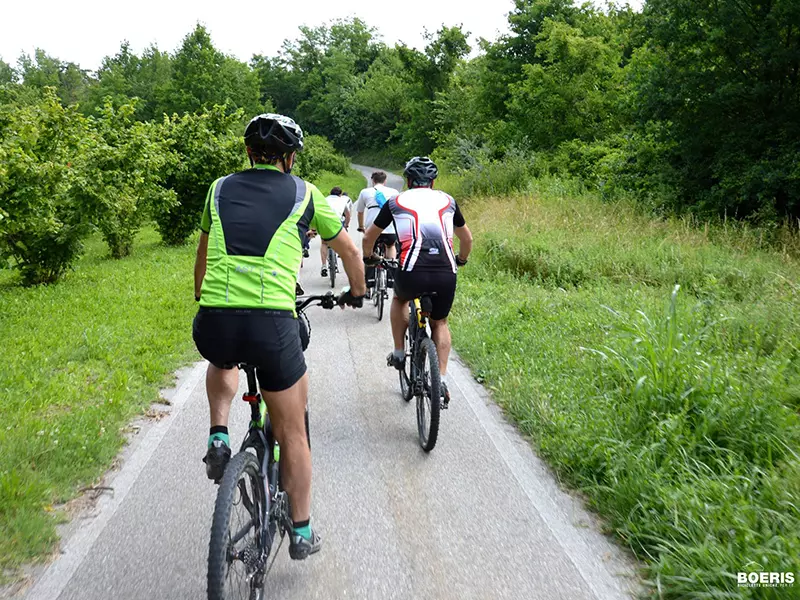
[392,270,457,321]
[375,233,398,252]
[193,308,306,392]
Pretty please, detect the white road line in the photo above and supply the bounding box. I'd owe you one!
[25,361,207,600]
[448,355,632,600]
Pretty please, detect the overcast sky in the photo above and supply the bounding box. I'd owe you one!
[1,0,644,72]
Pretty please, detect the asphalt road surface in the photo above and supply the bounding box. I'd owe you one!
[24,167,639,600]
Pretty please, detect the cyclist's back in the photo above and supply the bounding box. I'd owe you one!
[357,182,399,235]
[381,186,463,273]
[199,166,339,312]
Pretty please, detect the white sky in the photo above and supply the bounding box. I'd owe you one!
[0,0,644,72]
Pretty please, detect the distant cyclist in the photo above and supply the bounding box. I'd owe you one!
[361,157,472,407]
[320,187,351,279]
[356,171,400,295]
[193,114,366,560]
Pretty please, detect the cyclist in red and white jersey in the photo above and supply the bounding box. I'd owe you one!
[361,157,473,407]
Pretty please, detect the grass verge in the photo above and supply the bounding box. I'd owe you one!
[313,167,367,202]
[0,227,198,579]
[448,185,800,599]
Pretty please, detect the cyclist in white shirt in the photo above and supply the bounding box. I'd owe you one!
[321,187,351,278]
[356,171,400,294]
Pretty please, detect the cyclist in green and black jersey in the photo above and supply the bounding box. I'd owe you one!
[193,114,366,560]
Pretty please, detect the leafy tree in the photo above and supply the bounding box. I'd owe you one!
[0,87,92,284]
[166,24,261,117]
[17,49,94,106]
[477,0,582,120]
[78,100,177,257]
[507,19,624,148]
[635,0,800,217]
[393,25,471,155]
[87,42,173,121]
[156,106,245,245]
[260,18,384,144]
[0,60,15,85]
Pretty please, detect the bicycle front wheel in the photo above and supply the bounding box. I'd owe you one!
[416,337,441,452]
[208,451,270,600]
[399,333,413,402]
[376,269,386,321]
[328,249,336,288]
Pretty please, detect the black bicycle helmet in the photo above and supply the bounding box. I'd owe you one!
[244,113,304,154]
[403,156,439,187]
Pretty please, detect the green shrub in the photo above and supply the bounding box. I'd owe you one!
[0,88,91,284]
[155,106,244,246]
[79,100,177,258]
[294,134,350,181]
[433,136,540,198]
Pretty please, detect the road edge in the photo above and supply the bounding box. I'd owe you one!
[23,361,207,600]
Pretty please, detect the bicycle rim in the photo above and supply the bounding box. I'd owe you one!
[416,337,441,452]
[208,452,269,600]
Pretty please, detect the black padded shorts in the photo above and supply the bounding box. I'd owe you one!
[193,308,306,392]
[392,270,457,321]
[375,233,398,252]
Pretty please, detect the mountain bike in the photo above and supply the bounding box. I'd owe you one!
[326,219,347,289]
[370,244,396,321]
[397,293,441,452]
[327,245,338,288]
[207,292,336,600]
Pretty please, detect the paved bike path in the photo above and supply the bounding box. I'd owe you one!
[24,167,639,600]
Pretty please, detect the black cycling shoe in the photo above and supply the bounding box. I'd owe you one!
[203,439,231,483]
[289,528,322,560]
[441,382,451,410]
[321,267,328,278]
[303,248,310,258]
[386,352,405,371]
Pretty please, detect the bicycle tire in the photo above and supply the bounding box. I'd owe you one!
[328,248,336,288]
[305,408,310,450]
[208,451,269,600]
[400,309,414,402]
[377,269,385,321]
[416,337,441,452]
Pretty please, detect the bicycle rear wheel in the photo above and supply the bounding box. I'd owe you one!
[328,248,336,288]
[416,337,441,452]
[208,451,270,600]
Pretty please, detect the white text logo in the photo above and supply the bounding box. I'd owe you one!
[737,572,795,588]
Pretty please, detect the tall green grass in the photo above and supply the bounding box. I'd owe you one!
[0,228,198,579]
[449,189,800,599]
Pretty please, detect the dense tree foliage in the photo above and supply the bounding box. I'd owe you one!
[2,2,799,283]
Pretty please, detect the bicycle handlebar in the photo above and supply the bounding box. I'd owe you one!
[296,292,337,312]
